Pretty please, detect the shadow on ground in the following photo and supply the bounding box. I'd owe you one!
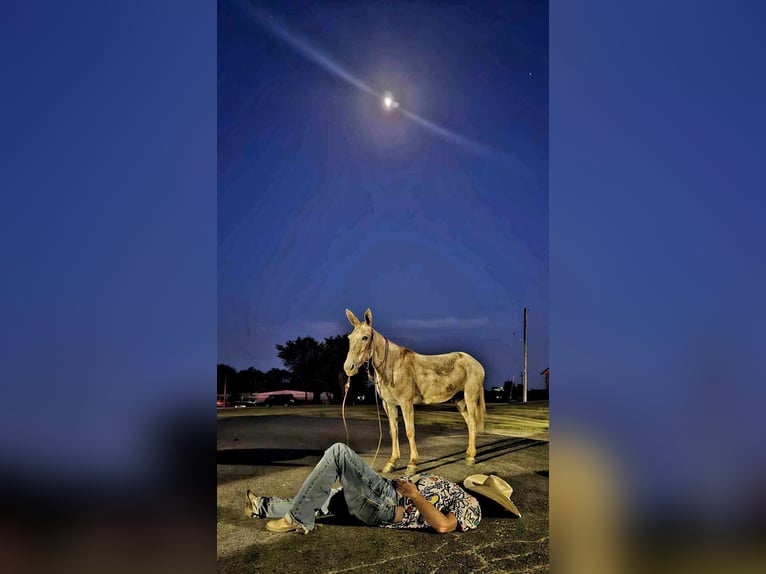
[217,448,325,466]
[408,437,543,475]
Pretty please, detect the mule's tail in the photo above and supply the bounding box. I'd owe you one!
[476,385,486,432]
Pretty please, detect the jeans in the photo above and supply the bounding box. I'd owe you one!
[255,443,398,532]
[253,488,341,519]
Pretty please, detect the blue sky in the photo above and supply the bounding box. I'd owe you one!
[218,0,549,388]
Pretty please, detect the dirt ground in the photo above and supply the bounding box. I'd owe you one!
[217,403,549,573]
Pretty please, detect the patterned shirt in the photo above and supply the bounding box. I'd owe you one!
[381,473,481,532]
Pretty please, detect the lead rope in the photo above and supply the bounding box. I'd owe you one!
[369,337,388,470]
[341,334,389,469]
[342,376,351,445]
[370,369,384,470]
[341,372,383,468]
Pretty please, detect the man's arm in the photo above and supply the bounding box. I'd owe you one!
[395,480,458,534]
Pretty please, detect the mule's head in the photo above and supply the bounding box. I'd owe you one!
[344,308,374,376]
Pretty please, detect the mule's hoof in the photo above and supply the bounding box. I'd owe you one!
[406,465,417,475]
[382,462,396,473]
[466,457,476,465]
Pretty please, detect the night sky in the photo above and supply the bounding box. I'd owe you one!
[218,0,548,388]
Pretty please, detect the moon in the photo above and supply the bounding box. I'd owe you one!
[382,90,399,110]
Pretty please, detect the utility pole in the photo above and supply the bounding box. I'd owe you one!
[522,307,528,403]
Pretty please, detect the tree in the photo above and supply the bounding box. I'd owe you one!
[227,367,264,399]
[319,334,366,404]
[240,367,265,395]
[274,334,369,404]
[322,334,370,404]
[263,368,291,392]
[318,335,344,403]
[276,336,324,401]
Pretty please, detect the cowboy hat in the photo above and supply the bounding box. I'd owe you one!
[463,474,521,517]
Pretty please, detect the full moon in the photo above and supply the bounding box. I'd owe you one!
[382,91,399,110]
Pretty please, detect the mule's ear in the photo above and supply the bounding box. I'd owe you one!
[364,308,373,326]
[346,308,360,327]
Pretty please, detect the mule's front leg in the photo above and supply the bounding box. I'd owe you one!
[401,402,419,475]
[381,401,400,473]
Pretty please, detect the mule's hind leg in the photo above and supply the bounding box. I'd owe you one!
[456,399,477,465]
[400,402,419,475]
[381,401,400,473]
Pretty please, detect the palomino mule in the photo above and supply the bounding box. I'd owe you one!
[343,308,486,474]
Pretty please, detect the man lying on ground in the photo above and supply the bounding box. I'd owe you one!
[246,442,481,534]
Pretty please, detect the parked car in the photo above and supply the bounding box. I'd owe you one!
[263,394,295,407]
[233,400,257,408]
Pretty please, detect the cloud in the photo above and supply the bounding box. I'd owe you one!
[393,317,491,330]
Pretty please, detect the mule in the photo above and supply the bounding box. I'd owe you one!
[343,308,486,474]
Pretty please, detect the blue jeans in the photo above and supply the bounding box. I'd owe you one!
[254,443,398,532]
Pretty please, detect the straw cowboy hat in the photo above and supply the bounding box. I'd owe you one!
[463,474,521,517]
